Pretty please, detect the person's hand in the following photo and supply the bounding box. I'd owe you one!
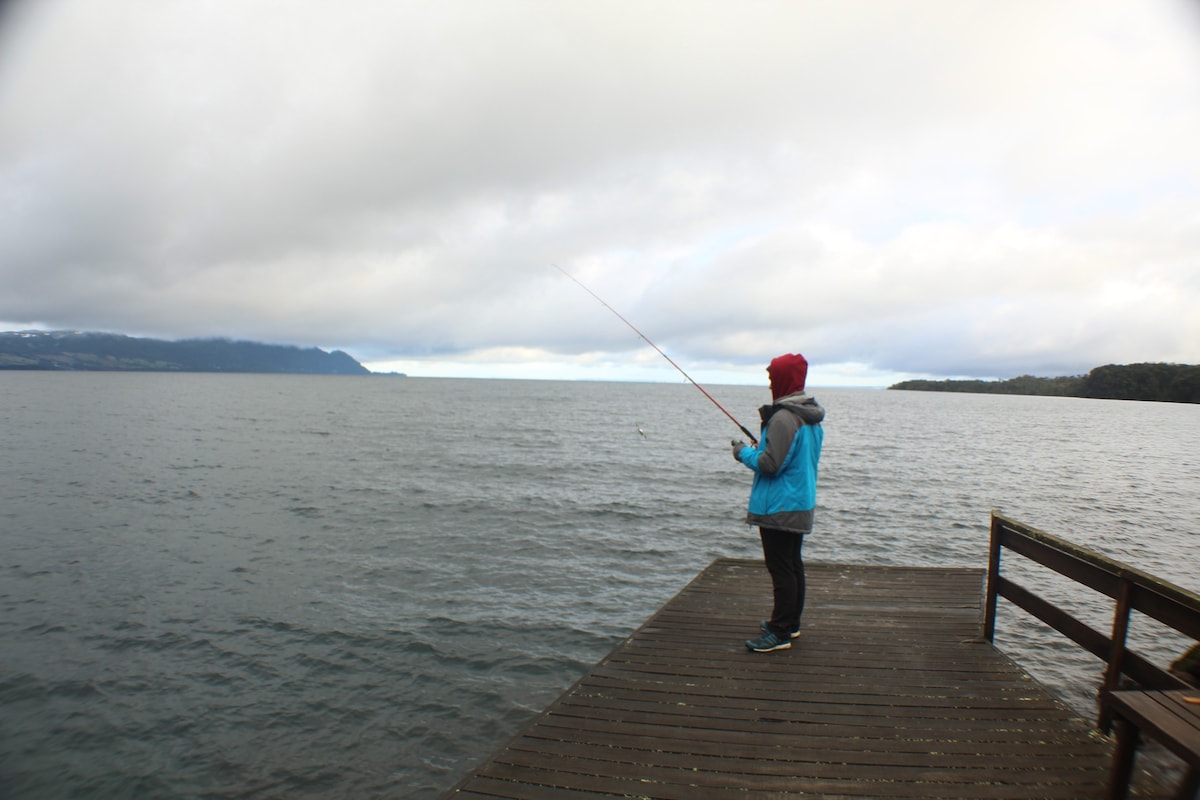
[731,439,747,460]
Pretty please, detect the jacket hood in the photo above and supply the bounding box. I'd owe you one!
[768,353,808,400]
[776,392,826,425]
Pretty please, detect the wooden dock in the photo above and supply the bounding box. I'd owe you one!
[445,559,1170,799]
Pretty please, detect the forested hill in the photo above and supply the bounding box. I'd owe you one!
[889,362,1199,404]
[0,331,371,375]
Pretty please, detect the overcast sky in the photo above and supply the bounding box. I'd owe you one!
[1,1,1198,385]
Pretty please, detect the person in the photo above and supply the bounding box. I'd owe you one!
[731,353,825,653]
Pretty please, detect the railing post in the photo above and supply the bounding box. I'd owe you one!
[984,512,1002,643]
[1099,576,1134,731]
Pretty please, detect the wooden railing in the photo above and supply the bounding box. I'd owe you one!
[984,511,1200,728]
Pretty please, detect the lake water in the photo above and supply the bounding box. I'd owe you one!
[1,373,1197,798]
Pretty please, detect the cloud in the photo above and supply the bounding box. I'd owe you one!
[1,0,1198,382]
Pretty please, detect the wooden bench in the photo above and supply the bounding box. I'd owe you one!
[1105,689,1200,800]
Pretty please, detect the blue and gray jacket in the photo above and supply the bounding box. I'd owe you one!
[735,392,825,534]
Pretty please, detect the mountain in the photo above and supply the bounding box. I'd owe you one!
[0,331,371,375]
[889,362,1200,404]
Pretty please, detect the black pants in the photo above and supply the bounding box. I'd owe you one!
[760,527,806,637]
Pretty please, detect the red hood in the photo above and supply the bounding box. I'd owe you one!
[768,353,809,400]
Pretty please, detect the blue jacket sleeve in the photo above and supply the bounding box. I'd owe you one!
[737,413,798,475]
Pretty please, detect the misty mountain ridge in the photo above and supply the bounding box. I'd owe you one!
[0,331,372,375]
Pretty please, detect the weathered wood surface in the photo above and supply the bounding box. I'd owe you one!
[445,559,1170,799]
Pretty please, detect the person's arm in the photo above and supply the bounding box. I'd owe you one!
[737,411,799,474]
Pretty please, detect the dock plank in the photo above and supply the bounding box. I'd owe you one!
[444,559,1169,799]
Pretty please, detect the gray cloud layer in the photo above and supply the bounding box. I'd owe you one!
[2,0,1198,380]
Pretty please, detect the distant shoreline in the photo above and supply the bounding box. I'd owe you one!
[889,362,1199,404]
[0,331,373,376]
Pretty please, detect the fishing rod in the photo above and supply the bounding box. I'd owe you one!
[554,264,759,445]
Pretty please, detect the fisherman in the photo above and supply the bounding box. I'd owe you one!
[731,353,825,653]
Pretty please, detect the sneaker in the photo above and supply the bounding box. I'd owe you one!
[760,620,801,639]
[745,630,791,652]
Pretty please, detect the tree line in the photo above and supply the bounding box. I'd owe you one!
[889,363,1200,404]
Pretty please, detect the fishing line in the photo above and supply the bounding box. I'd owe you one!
[554,264,758,445]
